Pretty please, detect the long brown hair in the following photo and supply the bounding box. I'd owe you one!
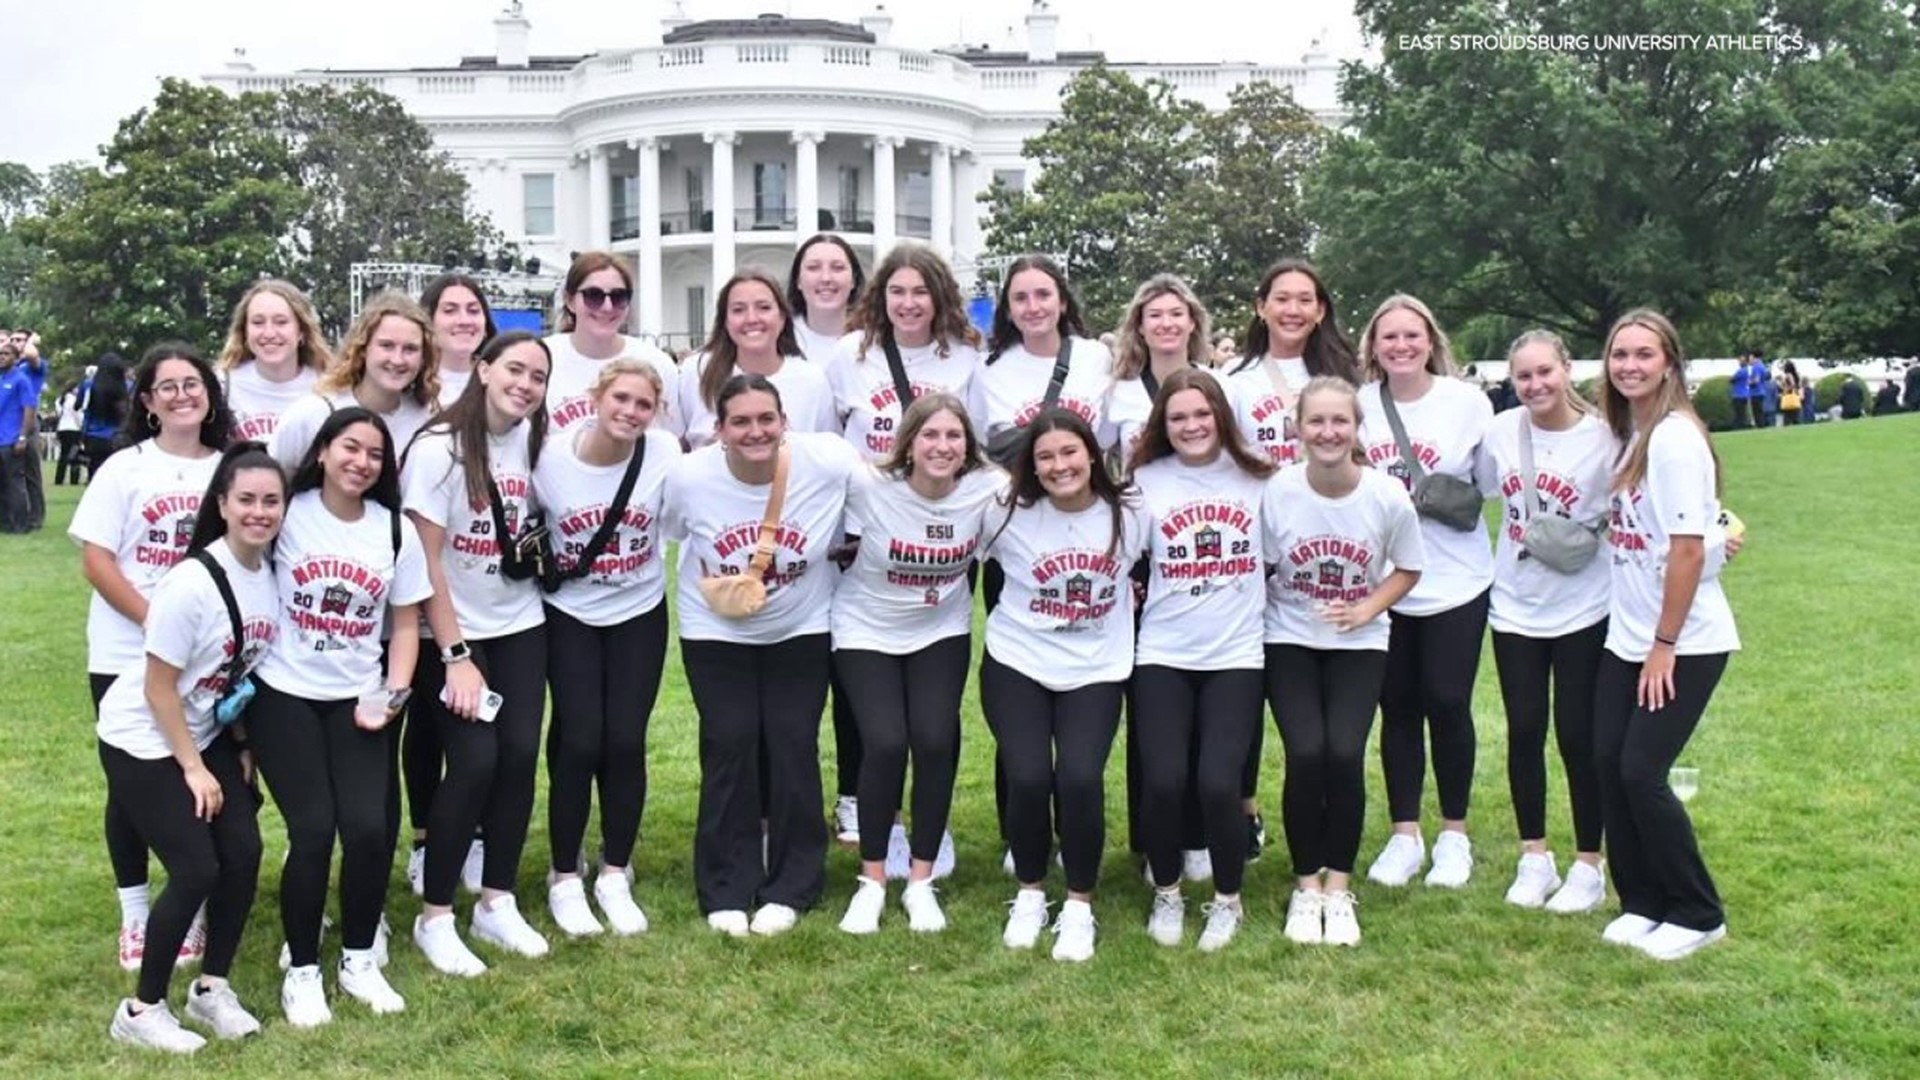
[1127,368,1273,478]
[880,392,988,480]
[1232,260,1358,384]
[218,280,333,373]
[321,291,442,408]
[1112,274,1211,380]
[1599,309,1721,496]
[697,269,802,410]
[413,331,550,510]
[986,254,1089,361]
[992,408,1135,560]
[848,243,981,359]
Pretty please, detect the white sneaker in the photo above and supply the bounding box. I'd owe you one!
[750,903,799,936]
[278,913,336,972]
[1545,861,1607,914]
[472,894,551,958]
[1425,831,1473,889]
[413,913,487,976]
[373,913,391,968]
[593,873,649,935]
[1146,888,1185,947]
[1050,898,1097,963]
[1002,889,1050,950]
[1182,849,1214,883]
[110,999,206,1054]
[1322,890,1362,947]
[707,910,750,938]
[833,796,860,844]
[1505,852,1561,908]
[839,877,886,935]
[883,824,911,881]
[901,880,947,933]
[339,949,406,1015]
[178,907,208,967]
[460,838,485,894]
[185,981,262,1039]
[1601,912,1661,946]
[407,846,426,897]
[280,964,333,1029]
[547,877,604,938]
[1197,899,1243,953]
[1283,889,1325,945]
[932,830,956,881]
[1635,922,1727,961]
[1367,833,1426,887]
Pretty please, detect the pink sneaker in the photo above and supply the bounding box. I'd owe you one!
[178,909,208,966]
[118,921,146,972]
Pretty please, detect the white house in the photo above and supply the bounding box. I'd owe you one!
[205,2,1343,346]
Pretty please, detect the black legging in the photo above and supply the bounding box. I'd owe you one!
[833,636,971,865]
[1593,651,1728,931]
[1267,645,1388,877]
[100,737,260,1006]
[1493,620,1607,851]
[829,660,863,801]
[1124,670,1206,857]
[1132,665,1261,894]
[1380,590,1490,823]
[249,679,390,964]
[92,673,151,892]
[980,653,1122,895]
[55,430,84,484]
[545,602,669,874]
[419,625,549,906]
[684,634,831,914]
[403,649,450,840]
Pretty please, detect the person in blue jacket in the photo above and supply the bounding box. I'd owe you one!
[1727,353,1752,428]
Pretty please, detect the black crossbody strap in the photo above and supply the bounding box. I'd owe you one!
[565,436,647,582]
[881,336,916,413]
[1039,336,1073,412]
[1377,388,1427,483]
[190,549,247,688]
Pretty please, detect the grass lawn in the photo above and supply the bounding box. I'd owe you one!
[1,417,1916,1078]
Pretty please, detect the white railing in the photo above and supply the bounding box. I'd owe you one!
[418,75,476,95]
[980,70,1041,90]
[508,72,566,93]
[737,44,789,63]
[825,45,871,66]
[659,46,705,68]
[899,52,933,73]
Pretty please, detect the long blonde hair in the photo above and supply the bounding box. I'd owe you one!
[321,291,441,408]
[1599,309,1722,495]
[217,279,332,372]
[1359,294,1457,383]
[1112,274,1211,380]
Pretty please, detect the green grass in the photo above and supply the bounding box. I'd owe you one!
[3,418,1918,1078]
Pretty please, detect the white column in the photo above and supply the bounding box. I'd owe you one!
[792,130,822,235]
[636,137,664,336]
[872,134,899,257]
[929,142,954,255]
[707,130,737,295]
[587,146,611,251]
[569,152,592,253]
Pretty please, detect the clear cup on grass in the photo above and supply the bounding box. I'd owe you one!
[1669,766,1700,803]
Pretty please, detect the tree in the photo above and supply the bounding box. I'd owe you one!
[0,162,47,324]
[276,85,506,336]
[20,79,307,362]
[1310,0,1879,352]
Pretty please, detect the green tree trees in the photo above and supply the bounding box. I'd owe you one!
[979,65,1325,335]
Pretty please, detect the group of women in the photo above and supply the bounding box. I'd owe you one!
[76,238,1738,1054]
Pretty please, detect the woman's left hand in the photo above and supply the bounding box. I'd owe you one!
[1638,645,1677,711]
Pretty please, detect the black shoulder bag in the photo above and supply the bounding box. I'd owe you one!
[986,337,1073,469]
[485,473,553,586]
[542,437,648,594]
[190,550,257,729]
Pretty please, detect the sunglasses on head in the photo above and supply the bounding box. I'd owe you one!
[578,286,633,310]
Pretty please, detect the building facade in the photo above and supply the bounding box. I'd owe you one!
[206,3,1343,346]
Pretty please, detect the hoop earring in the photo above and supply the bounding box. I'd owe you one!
[147,412,159,432]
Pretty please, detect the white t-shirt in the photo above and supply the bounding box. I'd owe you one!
[983,495,1150,691]
[254,491,433,699]
[979,336,1116,448]
[676,352,839,451]
[437,366,472,409]
[827,337,988,462]
[224,363,320,444]
[792,321,850,365]
[1226,356,1312,468]
[1133,454,1268,671]
[95,540,279,760]
[69,442,223,675]
[1477,409,1617,638]
[268,388,434,473]
[831,465,1007,653]
[1357,378,1495,616]
[1261,466,1426,651]
[533,426,681,627]
[664,432,861,645]
[400,425,545,641]
[542,333,684,441]
[1604,416,1740,662]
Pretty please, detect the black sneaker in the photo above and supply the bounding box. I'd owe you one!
[1246,812,1266,863]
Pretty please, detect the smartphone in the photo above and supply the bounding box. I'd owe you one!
[439,686,504,722]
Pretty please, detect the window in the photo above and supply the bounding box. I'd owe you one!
[687,285,707,338]
[611,174,639,241]
[903,168,931,234]
[685,166,705,218]
[753,162,788,227]
[993,168,1026,195]
[522,173,556,236]
[837,165,862,224]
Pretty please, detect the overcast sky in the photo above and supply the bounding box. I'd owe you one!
[0,0,1366,173]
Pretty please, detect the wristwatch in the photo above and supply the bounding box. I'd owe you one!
[440,640,473,665]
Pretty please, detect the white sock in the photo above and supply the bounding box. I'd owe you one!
[341,946,376,968]
[117,884,150,926]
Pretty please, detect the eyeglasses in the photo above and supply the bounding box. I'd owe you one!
[152,379,206,399]
[577,286,633,310]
